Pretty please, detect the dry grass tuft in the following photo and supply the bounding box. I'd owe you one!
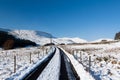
[111,60,117,64]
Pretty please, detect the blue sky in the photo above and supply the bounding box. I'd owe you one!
[0,0,120,41]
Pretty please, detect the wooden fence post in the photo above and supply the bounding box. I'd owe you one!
[42,47,44,56]
[38,51,40,59]
[89,56,91,73]
[80,52,82,62]
[46,49,47,54]
[73,50,74,54]
[30,53,32,63]
[14,55,16,73]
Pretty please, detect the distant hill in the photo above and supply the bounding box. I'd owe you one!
[115,32,120,40]
[0,29,36,50]
[0,28,88,46]
[53,37,87,44]
[9,30,54,45]
[91,38,113,43]
[9,29,87,45]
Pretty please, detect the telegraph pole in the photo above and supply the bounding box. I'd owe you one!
[50,34,53,52]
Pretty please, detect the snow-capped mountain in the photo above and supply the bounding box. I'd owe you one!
[54,37,87,44]
[9,30,53,45]
[0,28,87,45]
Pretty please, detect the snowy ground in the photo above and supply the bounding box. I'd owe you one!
[1,41,120,80]
[0,46,51,80]
[0,45,95,80]
[62,41,120,80]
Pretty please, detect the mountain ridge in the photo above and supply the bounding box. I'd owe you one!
[0,28,87,45]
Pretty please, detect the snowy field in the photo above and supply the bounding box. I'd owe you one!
[0,46,51,80]
[63,41,120,80]
[1,40,120,80]
[0,45,95,80]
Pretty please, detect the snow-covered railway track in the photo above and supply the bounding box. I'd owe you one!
[21,47,80,80]
[21,48,56,80]
[59,48,80,80]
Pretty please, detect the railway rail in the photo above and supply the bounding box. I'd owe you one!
[22,47,80,80]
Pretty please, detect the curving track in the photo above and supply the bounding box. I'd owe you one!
[59,48,80,80]
[22,47,80,80]
[21,48,56,80]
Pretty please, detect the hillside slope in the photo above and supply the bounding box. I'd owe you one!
[0,30,36,49]
[9,29,87,45]
[0,28,87,45]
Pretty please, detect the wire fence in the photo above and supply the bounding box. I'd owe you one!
[0,46,51,75]
[61,46,93,73]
